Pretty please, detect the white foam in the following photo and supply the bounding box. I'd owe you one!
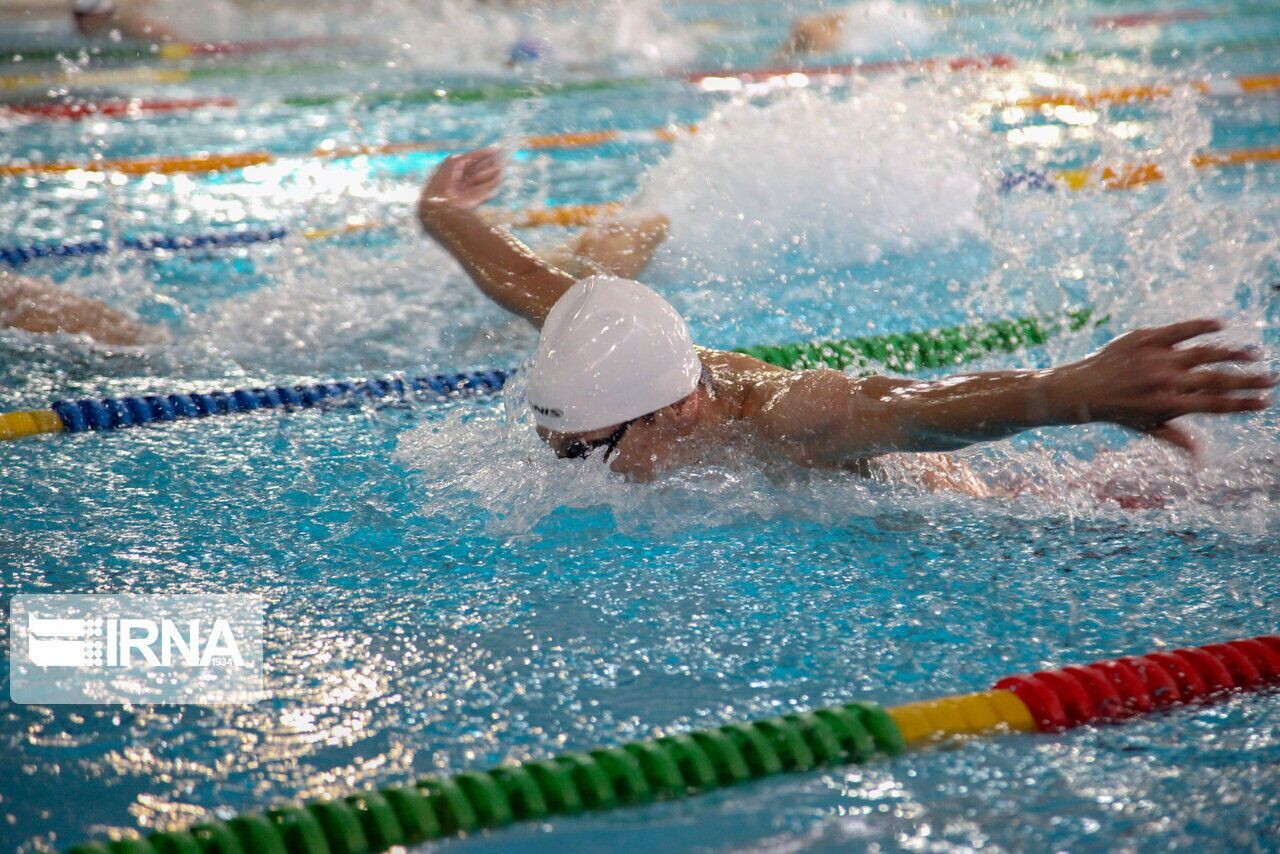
[836,1,936,55]
[375,0,695,74]
[636,81,986,285]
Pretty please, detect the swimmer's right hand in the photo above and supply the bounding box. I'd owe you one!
[1050,318,1276,453]
[418,148,504,217]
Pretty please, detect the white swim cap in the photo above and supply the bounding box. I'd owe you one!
[528,275,701,433]
[73,0,116,14]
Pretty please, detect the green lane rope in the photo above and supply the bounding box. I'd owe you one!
[734,308,1102,374]
[64,701,905,854]
[281,77,650,109]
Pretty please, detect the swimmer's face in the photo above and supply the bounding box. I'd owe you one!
[536,389,702,481]
[539,412,655,465]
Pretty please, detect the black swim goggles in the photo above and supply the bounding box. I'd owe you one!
[556,413,655,461]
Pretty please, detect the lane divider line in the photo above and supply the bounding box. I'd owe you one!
[5,142,1277,268]
[0,125,680,177]
[0,60,380,92]
[0,202,626,268]
[6,69,1274,124]
[60,634,1280,854]
[0,308,1101,442]
[1014,72,1280,109]
[1090,8,1209,29]
[0,48,1012,95]
[0,96,237,120]
[0,36,357,65]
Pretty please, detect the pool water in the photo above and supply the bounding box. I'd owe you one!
[2,0,1279,851]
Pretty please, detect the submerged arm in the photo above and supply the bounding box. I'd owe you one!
[417,149,576,328]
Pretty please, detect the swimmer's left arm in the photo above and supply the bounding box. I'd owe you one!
[418,148,577,328]
[755,319,1275,460]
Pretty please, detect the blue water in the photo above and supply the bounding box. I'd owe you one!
[2,0,1280,851]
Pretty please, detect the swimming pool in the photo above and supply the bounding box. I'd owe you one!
[2,0,1279,850]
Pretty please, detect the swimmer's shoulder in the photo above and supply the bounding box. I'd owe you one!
[697,346,793,377]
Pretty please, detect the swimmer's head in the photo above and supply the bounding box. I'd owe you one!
[528,276,703,464]
[507,37,552,66]
[73,0,116,15]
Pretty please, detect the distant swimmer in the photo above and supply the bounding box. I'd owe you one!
[72,0,179,42]
[418,149,1275,491]
[774,1,934,61]
[0,271,164,346]
[507,36,552,67]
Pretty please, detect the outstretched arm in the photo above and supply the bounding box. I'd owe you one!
[417,148,577,328]
[755,319,1274,463]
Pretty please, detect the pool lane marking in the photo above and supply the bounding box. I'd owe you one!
[0,60,379,92]
[0,126,693,177]
[3,144,1278,268]
[1015,73,1280,109]
[0,308,1103,441]
[8,69,1276,124]
[58,635,1280,854]
[4,31,1279,96]
[1090,8,1209,29]
[0,36,359,65]
[1055,146,1280,191]
[4,94,1279,176]
[0,202,627,268]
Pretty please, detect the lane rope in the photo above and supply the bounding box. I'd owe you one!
[0,125,683,177]
[4,33,1278,96]
[690,35,1280,92]
[0,47,1013,94]
[0,308,1101,442]
[60,634,1280,853]
[7,70,1275,124]
[0,36,357,64]
[0,60,379,92]
[4,140,1277,268]
[0,96,237,120]
[0,202,625,269]
[2,107,1276,183]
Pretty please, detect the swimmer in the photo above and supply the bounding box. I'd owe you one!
[775,11,848,59]
[0,271,163,346]
[774,1,933,61]
[72,0,179,42]
[540,213,669,280]
[418,149,1275,491]
[507,36,552,68]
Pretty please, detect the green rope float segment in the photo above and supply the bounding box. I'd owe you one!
[64,702,903,854]
[280,77,650,109]
[734,307,1103,373]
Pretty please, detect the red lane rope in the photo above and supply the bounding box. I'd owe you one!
[183,36,357,56]
[684,53,1014,84]
[1091,9,1209,29]
[996,635,1280,731]
[0,97,236,120]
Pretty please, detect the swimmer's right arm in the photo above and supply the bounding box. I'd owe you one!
[755,319,1274,461]
[417,148,577,328]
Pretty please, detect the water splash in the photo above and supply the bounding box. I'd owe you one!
[636,81,986,285]
[835,0,937,56]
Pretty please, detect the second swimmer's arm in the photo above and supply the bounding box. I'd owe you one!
[755,320,1273,461]
[418,149,576,329]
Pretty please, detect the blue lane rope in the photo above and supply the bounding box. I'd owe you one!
[50,368,513,433]
[2,168,1067,268]
[0,227,291,268]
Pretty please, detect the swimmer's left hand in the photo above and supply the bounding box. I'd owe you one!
[1051,318,1276,455]
[419,148,504,214]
